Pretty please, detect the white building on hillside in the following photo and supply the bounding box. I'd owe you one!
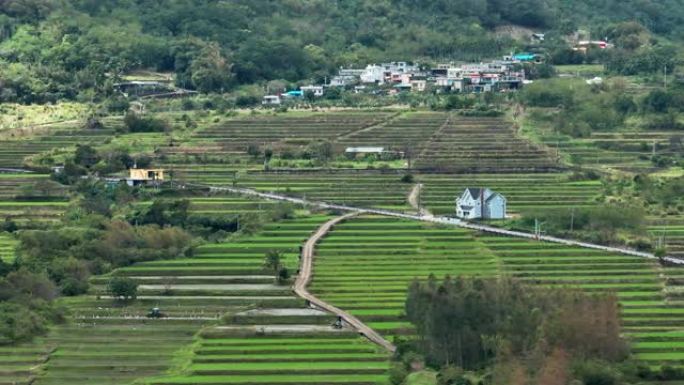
[360,65,385,84]
[456,188,507,220]
[301,85,324,97]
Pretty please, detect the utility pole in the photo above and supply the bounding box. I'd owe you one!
[570,207,575,232]
[664,65,668,90]
[417,183,422,215]
[534,218,544,240]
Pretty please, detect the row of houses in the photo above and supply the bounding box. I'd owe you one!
[262,56,538,104]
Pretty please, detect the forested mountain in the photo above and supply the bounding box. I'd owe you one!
[1,0,683,102]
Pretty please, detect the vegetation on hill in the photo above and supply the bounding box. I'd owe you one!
[0,0,683,102]
[397,276,639,385]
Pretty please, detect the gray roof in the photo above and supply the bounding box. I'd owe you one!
[467,188,483,198]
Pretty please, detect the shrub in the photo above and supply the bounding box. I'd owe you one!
[122,113,168,133]
[276,267,290,284]
[573,360,620,385]
[388,363,409,385]
[401,174,415,183]
[0,302,49,344]
[108,277,138,301]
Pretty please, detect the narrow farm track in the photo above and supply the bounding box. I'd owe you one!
[336,111,403,140]
[407,183,431,217]
[186,182,684,265]
[294,213,397,353]
[416,113,451,161]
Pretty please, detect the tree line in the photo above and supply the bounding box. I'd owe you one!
[395,276,662,384]
[1,0,683,102]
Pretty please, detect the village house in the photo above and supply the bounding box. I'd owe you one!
[300,85,324,97]
[456,188,507,220]
[127,168,164,186]
[574,40,613,52]
[360,65,385,84]
[262,95,281,105]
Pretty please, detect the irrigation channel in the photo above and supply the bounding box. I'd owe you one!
[184,182,684,352]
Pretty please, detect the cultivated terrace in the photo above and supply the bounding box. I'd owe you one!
[3,2,684,385]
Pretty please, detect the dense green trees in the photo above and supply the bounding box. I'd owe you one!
[1,0,682,102]
[0,269,63,344]
[404,276,628,384]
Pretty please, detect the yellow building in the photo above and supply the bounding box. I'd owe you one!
[128,168,164,186]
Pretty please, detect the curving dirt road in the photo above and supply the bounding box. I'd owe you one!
[293,213,397,353]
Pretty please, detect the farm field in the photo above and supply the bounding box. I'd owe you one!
[2,107,684,383]
[480,235,684,368]
[158,110,561,173]
[0,233,17,263]
[174,171,414,211]
[310,215,499,336]
[170,170,603,218]
[338,111,445,152]
[0,173,68,228]
[524,113,679,173]
[3,212,389,385]
[0,125,115,169]
[418,173,602,216]
[413,116,559,172]
[0,103,88,132]
[649,215,684,259]
[309,214,684,370]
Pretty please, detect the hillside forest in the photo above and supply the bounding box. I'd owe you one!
[0,0,684,102]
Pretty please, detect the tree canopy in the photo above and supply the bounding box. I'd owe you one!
[1,0,683,102]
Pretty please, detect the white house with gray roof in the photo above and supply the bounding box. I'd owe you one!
[456,188,507,220]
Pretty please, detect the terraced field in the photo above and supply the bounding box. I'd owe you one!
[148,333,389,385]
[0,233,17,263]
[0,125,115,168]
[649,215,684,259]
[310,214,684,371]
[310,215,498,336]
[415,117,559,172]
[0,173,68,227]
[175,171,413,211]
[419,173,602,216]
[534,125,680,173]
[162,111,395,159]
[2,213,389,385]
[339,111,446,152]
[172,169,605,216]
[480,235,684,369]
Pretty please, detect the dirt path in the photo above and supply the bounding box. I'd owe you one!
[336,111,403,140]
[416,113,451,161]
[294,213,397,353]
[407,183,432,217]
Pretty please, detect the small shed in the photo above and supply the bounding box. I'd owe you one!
[262,95,281,105]
[345,147,385,154]
[456,188,507,220]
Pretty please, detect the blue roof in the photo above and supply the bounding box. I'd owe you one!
[285,90,303,97]
[513,53,536,61]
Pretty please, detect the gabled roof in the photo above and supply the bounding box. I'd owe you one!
[467,188,483,198]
